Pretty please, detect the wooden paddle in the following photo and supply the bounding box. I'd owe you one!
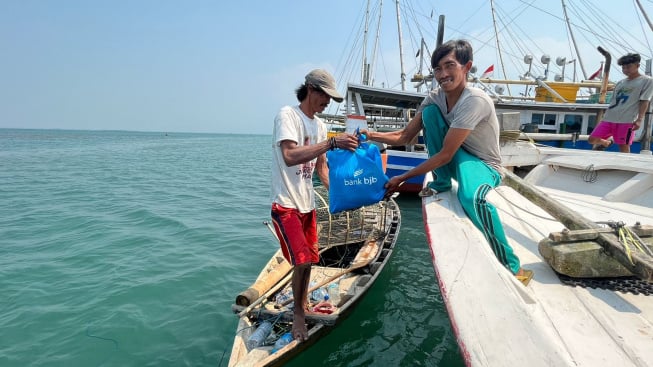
[502,169,653,282]
[279,238,379,307]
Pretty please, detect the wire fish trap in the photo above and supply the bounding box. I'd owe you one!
[313,185,392,250]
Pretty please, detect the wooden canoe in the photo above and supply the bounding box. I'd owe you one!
[228,186,401,367]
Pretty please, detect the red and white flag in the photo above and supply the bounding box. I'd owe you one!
[589,63,603,80]
[481,64,494,78]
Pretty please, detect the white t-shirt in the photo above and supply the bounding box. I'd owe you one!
[270,105,327,213]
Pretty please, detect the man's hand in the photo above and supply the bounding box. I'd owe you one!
[384,176,405,197]
[633,120,642,131]
[334,133,359,151]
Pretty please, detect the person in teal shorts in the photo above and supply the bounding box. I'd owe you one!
[363,39,532,285]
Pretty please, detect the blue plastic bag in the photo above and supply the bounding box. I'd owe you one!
[327,142,389,213]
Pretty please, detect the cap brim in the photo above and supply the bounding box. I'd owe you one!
[320,86,344,103]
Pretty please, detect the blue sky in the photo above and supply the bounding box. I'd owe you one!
[1,1,651,134]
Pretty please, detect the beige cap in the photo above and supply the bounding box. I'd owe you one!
[305,69,344,103]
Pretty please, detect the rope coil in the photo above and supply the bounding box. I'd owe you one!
[597,220,653,264]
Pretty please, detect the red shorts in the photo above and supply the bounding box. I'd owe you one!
[270,203,318,266]
[590,121,635,145]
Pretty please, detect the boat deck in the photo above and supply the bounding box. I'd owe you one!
[493,184,653,366]
[423,149,653,366]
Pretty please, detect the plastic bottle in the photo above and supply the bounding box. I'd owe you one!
[275,289,293,308]
[327,282,340,306]
[246,321,273,350]
[310,286,328,302]
[271,332,294,353]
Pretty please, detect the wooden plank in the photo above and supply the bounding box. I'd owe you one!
[503,170,653,282]
[236,271,293,318]
[548,225,653,242]
[235,259,292,306]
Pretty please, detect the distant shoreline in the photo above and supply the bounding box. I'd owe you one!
[0,128,271,137]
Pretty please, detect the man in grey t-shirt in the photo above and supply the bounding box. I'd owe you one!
[589,53,653,153]
[364,39,531,285]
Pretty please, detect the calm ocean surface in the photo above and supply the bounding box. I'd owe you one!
[0,129,463,367]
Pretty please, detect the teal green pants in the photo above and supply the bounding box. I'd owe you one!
[422,105,521,274]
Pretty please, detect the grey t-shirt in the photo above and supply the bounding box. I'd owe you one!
[418,86,501,170]
[603,74,653,123]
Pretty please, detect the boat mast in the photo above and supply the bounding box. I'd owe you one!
[370,0,383,86]
[490,0,511,96]
[636,0,653,33]
[395,0,406,90]
[561,0,587,80]
[362,0,371,85]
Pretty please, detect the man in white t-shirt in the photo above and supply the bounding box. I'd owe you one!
[589,53,653,153]
[270,69,358,341]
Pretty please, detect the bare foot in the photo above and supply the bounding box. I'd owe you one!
[592,139,613,151]
[292,310,308,341]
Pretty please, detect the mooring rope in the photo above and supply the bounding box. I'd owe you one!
[581,164,598,183]
[596,220,652,264]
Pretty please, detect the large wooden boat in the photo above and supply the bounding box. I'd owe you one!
[321,1,652,197]
[332,81,646,195]
[228,186,401,367]
[423,145,653,366]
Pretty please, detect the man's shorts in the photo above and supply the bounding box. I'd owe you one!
[590,121,635,145]
[270,203,319,266]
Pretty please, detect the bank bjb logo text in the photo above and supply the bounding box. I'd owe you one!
[344,169,378,186]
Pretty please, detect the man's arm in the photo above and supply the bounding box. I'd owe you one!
[279,139,330,167]
[365,111,424,146]
[633,100,650,130]
[385,127,471,192]
[279,134,359,167]
[316,153,329,189]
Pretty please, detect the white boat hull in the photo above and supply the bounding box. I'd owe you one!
[424,147,653,366]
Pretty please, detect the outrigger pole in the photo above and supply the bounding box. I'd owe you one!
[635,0,653,152]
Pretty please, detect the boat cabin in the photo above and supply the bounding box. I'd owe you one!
[497,105,599,136]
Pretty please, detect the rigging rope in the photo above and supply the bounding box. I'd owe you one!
[581,164,598,183]
[596,220,653,264]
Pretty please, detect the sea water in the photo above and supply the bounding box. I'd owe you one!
[0,129,463,367]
